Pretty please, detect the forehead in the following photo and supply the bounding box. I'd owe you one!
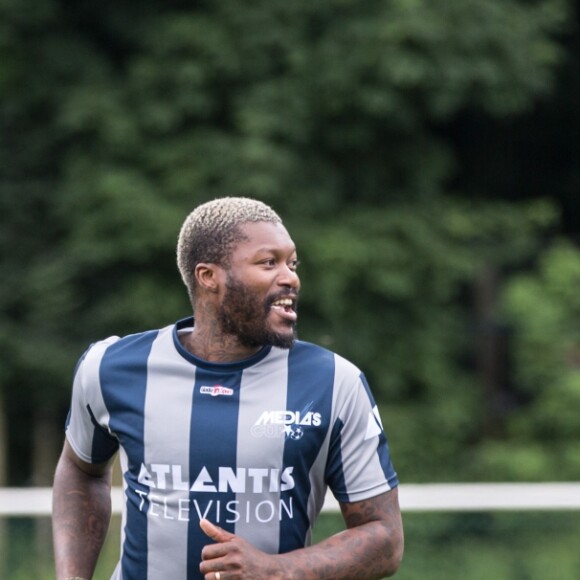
[231,221,296,258]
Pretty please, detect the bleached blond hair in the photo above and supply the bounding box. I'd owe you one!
[177,197,282,303]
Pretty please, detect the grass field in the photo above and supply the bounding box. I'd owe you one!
[3,511,580,579]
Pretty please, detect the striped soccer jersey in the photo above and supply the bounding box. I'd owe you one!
[66,317,398,580]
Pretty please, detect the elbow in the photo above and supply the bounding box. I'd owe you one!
[382,526,404,577]
[383,549,403,577]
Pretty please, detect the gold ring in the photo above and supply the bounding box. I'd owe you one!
[216,572,221,580]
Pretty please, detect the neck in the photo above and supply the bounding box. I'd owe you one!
[180,317,262,363]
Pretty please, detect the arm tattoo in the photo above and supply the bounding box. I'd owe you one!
[275,489,404,580]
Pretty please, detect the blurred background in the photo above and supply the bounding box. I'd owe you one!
[1,0,579,577]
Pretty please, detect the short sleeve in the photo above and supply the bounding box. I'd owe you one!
[65,337,120,464]
[326,369,398,503]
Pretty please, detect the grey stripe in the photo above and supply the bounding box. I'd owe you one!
[116,446,128,579]
[144,327,195,580]
[334,355,391,502]
[234,348,289,552]
[305,353,338,546]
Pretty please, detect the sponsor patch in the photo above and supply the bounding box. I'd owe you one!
[200,385,234,397]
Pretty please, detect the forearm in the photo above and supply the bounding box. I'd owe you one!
[200,489,404,579]
[274,519,403,580]
[52,451,113,580]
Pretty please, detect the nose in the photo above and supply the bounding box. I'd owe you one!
[278,265,300,290]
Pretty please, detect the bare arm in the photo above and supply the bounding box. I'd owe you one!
[199,487,404,579]
[52,439,114,580]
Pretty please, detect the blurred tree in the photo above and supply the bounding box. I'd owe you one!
[0,0,575,486]
[473,241,580,480]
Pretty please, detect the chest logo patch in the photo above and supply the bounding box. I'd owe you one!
[251,403,323,439]
[200,385,234,397]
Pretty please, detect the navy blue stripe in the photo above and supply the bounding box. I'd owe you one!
[279,342,335,552]
[325,418,347,498]
[360,374,398,486]
[99,330,158,580]
[87,404,119,462]
[187,368,241,579]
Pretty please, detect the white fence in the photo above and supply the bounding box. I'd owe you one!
[1,483,580,516]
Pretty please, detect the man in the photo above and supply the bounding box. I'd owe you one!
[52,197,404,580]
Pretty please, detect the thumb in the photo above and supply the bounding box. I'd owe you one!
[199,519,236,542]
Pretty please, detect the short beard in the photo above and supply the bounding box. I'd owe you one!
[218,275,297,349]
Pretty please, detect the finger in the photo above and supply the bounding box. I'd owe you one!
[200,518,236,543]
[202,569,225,580]
[201,540,230,561]
[199,550,229,576]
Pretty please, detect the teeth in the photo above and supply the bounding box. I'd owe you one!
[272,298,293,307]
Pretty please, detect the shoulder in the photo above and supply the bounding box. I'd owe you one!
[76,335,121,376]
[79,324,169,372]
[90,324,170,353]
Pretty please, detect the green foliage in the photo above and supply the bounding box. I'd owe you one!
[474,242,580,480]
[0,0,577,484]
[505,241,580,396]
[297,199,559,480]
[397,511,580,580]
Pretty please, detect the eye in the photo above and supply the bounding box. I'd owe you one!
[288,259,300,272]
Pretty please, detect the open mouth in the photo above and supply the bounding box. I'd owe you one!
[270,297,298,321]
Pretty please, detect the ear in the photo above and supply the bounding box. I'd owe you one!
[194,263,222,294]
